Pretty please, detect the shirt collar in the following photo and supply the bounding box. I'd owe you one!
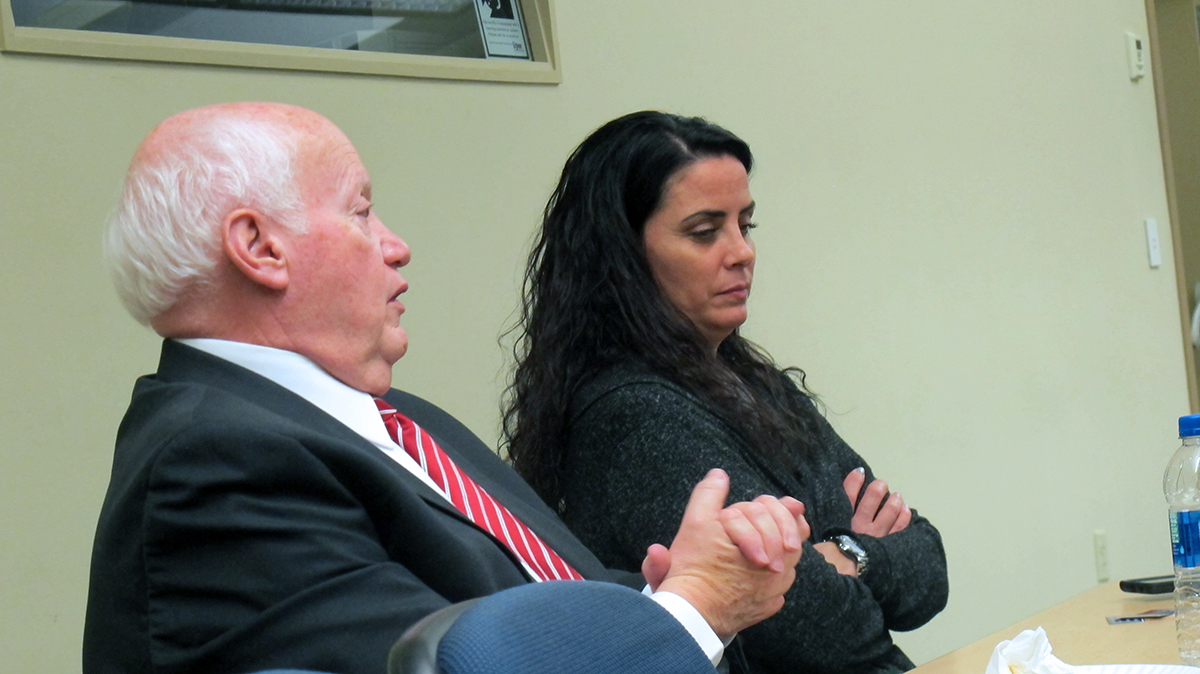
[175,337,395,450]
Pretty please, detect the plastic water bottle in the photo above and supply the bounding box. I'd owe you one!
[1165,414,1200,665]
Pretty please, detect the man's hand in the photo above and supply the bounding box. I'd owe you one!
[721,495,806,572]
[648,469,806,640]
[642,493,807,588]
[843,468,910,537]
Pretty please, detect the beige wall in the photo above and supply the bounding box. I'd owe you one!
[0,1,1185,671]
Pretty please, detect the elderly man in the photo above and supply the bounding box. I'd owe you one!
[83,103,806,674]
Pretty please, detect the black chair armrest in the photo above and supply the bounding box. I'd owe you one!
[388,599,480,674]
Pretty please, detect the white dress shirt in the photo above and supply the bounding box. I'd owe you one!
[176,338,726,664]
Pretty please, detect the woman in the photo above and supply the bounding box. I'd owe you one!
[503,111,947,674]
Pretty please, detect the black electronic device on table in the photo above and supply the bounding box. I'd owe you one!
[1119,575,1173,594]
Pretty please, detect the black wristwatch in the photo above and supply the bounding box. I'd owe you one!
[830,534,869,576]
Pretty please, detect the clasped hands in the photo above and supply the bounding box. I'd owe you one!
[640,469,809,639]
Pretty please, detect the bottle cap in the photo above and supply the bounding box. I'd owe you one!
[1180,414,1200,437]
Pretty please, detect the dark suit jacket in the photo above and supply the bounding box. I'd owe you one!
[82,340,642,674]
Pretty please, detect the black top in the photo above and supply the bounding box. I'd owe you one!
[559,363,949,674]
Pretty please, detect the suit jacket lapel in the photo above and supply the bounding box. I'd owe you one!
[156,341,481,528]
[385,388,609,578]
[156,340,607,580]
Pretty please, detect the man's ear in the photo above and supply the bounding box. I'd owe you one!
[222,209,291,290]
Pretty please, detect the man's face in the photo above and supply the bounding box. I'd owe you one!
[284,123,410,395]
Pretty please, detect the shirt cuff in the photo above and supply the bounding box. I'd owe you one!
[643,585,729,666]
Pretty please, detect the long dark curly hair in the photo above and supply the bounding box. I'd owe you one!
[503,111,822,507]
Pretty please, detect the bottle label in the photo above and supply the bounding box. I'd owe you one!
[1173,510,1200,567]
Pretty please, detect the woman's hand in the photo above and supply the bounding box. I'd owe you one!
[843,468,911,537]
[812,541,857,576]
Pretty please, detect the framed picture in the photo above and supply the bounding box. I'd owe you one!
[0,0,559,82]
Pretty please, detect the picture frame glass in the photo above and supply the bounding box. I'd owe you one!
[9,0,531,60]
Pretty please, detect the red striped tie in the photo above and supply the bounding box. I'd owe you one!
[375,398,583,582]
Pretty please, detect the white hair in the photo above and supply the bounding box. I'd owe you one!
[105,116,305,325]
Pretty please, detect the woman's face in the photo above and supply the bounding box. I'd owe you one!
[642,155,756,352]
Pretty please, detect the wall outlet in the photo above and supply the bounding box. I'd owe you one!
[1127,32,1146,81]
[1146,218,1162,268]
[1094,529,1110,583]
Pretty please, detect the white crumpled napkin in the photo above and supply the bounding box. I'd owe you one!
[985,627,1076,674]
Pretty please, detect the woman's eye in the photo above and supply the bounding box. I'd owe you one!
[689,228,719,241]
[357,206,372,218]
[740,222,758,235]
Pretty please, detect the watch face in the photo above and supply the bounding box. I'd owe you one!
[836,535,865,557]
[834,535,868,575]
